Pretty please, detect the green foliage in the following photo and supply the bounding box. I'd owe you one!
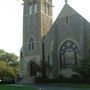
[0,49,19,82]
[0,61,16,81]
[73,56,90,79]
[0,49,18,66]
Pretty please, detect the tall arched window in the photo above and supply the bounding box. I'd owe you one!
[28,4,33,15]
[34,3,37,13]
[28,37,35,50]
[59,40,78,68]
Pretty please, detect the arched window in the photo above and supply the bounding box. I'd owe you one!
[59,40,78,68]
[28,37,35,50]
[28,4,33,15]
[34,3,37,13]
[28,2,37,15]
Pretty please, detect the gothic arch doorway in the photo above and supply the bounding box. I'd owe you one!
[27,61,42,76]
[59,40,78,69]
[27,61,36,76]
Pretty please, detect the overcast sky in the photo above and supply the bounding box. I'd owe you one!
[0,0,90,56]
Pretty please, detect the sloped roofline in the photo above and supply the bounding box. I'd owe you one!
[53,3,90,24]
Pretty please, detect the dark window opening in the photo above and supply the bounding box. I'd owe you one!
[20,52,23,59]
[66,16,68,24]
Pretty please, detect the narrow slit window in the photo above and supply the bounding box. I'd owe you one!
[66,16,68,24]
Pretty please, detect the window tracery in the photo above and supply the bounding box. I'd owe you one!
[60,40,78,68]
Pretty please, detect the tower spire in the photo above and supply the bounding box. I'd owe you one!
[65,0,68,4]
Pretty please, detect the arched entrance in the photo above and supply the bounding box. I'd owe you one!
[30,62,37,76]
[27,61,42,76]
[59,40,78,68]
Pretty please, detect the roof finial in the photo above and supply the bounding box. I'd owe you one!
[65,0,68,4]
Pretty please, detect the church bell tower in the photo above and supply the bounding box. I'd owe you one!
[20,0,53,79]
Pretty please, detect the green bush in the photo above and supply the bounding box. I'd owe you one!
[69,74,81,82]
[73,56,90,82]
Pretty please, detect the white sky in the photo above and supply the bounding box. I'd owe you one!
[0,0,90,56]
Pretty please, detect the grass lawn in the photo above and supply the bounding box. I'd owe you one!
[59,83,90,88]
[0,84,39,90]
[0,83,90,90]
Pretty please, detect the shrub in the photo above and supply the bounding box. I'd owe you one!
[73,56,90,82]
[70,74,81,82]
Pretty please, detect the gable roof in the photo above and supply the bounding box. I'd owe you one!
[54,3,90,23]
[59,4,78,17]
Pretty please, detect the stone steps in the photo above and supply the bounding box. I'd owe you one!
[18,76,35,84]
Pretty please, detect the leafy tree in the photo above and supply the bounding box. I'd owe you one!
[73,56,90,80]
[0,49,19,74]
[0,49,19,82]
[0,61,16,82]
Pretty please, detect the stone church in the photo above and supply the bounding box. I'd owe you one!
[20,0,90,83]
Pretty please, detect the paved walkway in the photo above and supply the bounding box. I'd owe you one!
[33,84,90,90]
